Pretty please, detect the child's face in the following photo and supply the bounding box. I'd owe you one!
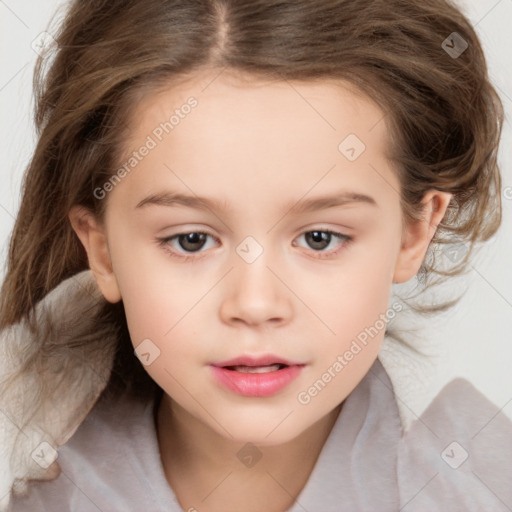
[93,70,410,443]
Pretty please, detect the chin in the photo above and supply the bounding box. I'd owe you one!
[211,413,314,447]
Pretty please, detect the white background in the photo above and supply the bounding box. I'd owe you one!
[1,0,511,419]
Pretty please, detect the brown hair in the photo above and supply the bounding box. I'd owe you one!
[0,0,504,398]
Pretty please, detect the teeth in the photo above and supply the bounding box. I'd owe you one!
[230,364,282,374]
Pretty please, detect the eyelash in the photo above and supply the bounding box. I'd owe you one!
[156,228,353,262]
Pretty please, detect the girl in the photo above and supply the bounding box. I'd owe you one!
[1,1,511,511]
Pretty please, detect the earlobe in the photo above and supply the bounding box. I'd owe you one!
[392,190,453,284]
[68,205,122,303]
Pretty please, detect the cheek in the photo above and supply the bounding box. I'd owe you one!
[298,262,393,414]
[302,239,397,402]
[117,276,205,396]
[107,242,208,383]
[314,250,395,339]
[105,220,183,332]
[119,275,195,351]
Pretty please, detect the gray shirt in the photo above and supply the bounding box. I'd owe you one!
[7,358,512,511]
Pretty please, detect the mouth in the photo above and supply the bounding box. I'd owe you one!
[210,355,305,397]
[222,363,288,374]
[212,354,302,368]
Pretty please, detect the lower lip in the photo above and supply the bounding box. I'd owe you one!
[210,365,304,397]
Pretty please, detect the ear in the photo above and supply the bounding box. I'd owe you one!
[68,205,122,303]
[392,190,453,284]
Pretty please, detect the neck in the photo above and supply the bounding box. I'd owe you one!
[155,394,342,512]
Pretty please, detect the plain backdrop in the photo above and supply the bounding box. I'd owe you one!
[1,0,511,420]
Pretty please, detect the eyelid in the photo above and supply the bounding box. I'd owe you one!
[158,230,219,261]
[292,228,352,260]
[157,226,353,261]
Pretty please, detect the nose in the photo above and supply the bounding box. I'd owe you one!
[219,249,293,328]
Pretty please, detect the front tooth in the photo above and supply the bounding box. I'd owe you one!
[232,364,281,374]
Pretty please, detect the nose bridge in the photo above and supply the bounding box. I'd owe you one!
[219,234,293,326]
[237,242,274,291]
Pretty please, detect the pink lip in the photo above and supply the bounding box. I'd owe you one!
[213,354,302,367]
[210,354,305,397]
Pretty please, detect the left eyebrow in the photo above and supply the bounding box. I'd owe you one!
[134,190,378,213]
[287,191,378,213]
[135,192,232,213]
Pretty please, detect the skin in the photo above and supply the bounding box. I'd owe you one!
[70,68,452,512]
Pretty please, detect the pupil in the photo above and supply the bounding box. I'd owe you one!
[307,231,330,250]
[180,232,206,252]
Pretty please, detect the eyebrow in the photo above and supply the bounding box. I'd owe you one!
[135,190,378,213]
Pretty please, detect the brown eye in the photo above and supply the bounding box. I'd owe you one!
[305,231,332,250]
[176,232,208,252]
[157,230,219,261]
[293,229,353,258]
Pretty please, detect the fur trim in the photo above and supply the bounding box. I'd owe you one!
[0,270,117,511]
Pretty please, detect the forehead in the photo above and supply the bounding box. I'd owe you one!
[124,69,388,151]
[111,69,396,213]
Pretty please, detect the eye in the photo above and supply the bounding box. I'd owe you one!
[293,229,352,258]
[157,231,219,261]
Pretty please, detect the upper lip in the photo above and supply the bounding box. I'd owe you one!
[212,354,305,368]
